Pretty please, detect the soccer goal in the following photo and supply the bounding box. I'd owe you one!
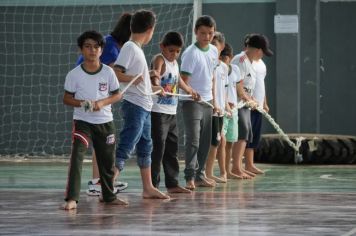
[0,0,195,157]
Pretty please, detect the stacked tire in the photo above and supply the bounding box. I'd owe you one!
[254,134,356,164]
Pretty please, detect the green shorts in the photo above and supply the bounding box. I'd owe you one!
[223,110,238,142]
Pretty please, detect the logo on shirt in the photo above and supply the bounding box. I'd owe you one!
[99,82,108,91]
[106,134,115,145]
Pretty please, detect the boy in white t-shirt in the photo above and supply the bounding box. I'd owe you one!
[220,43,243,179]
[150,32,198,194]
[244,34,272,175]
[114,10,169,200]
[180,15,219,190]
[231,34,273,179]
[62,31,125,210]
[206,32,230,184]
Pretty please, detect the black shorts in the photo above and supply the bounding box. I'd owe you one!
[238,107,253,143]
[211,116,224,146]
[247,110,262,148]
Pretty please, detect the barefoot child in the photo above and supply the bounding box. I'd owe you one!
[76,13,132,196]
[219,43,242,179]
[206,32,229,184]
[150,31,197,194]
[62,30,126,210]
[230,34,273,179]
[180,15,219,190]
[244,34,272,175]
[114,10,169,200]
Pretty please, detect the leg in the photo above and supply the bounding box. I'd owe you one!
[196,103,213,182]
[62,121,91,210]
[245,111,264,174]
[136,112,169,199]
[231,140,252,179]
[151,112,169,188]
[92,150,99,178]
[216,133,227,182]
[163,115,190,193]
[182,101,203,189]
[92,122,126,204]
[225,142,240,179]
[116,100,147,171]
[206,116,222,182]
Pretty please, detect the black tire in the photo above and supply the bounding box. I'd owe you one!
[255,134,356,164]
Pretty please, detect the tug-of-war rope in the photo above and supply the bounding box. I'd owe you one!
[82,74,303,163]
[237,100,304,163]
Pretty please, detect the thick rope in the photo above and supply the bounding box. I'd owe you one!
[241,100,304,163]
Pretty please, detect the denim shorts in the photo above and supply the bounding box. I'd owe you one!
[115,100,152,171]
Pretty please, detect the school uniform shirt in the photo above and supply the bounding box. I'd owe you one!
[114,41,153,111]
[64,64,120,124]
[231,51,256,102]
[226,64,241,106]
[213,61,229,117]
[180,43,219,102]
[252,59,267,107]
[151,55,179,115]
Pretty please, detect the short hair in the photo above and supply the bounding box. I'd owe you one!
[161,31,184,47]
[77,30,105,49]
[111,12,132,47]
[130,9,156,34]
[220,43,233,57]
[212,31,225,44]
[194,15,216,31]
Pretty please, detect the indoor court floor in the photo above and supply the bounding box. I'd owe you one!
[0,159,355,236]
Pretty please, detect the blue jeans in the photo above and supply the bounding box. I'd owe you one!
[116,100,152,171]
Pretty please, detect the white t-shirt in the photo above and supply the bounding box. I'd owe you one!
[151,54,179,115]
[252,59,267,107]
[64,64,120,124]
[231,51,256,102]
[180,43,219,101]
[114,41,153,111]
[214,61,229,117]
[226,64,241,106]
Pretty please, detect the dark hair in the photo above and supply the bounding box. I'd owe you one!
[110,12,132,47]
[161,31,184,47]
[130,9,156,34]
[77,30,105,49]
[194,15,216,31]
[212,31,225,44]
[220,43,233,57]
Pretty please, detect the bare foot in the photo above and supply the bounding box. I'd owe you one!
[207,175,227,183]
[245,165,265,174]
[143,187,170,199]
[195,177,216,187]
[60,200,77,210]
[243,169,256,178]
[232,170,253,179]
[185,180,196,191]
[105,198,128,206]
[167,186,192,194]
[227,172,243,179]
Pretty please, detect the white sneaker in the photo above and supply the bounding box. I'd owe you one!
[86,178,128,196]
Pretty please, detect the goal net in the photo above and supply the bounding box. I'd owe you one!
[0,0,194,157]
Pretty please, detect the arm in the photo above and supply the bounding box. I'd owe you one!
[93,91,122,111]
[63,91,82,107]
[113,65,143,85]
[263,95,269,112]
[212,74,220,114]
[150,54,165,86]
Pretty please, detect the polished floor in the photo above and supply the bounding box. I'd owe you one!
[0,159,356,236]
